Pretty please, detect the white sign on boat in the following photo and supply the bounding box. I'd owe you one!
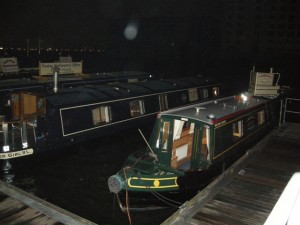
[0,57,19,73]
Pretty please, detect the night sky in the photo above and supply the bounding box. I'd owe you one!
[1,1,300,91]
[1,1,223,75]
[1,0,218,49]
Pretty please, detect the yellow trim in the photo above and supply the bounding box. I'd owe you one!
[128,177,178,189]
[213,123,266,160]
[212,107,267,160]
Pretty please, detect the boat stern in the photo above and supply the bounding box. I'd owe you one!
[108,172,179,194]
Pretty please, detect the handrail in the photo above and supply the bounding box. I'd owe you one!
[283,98,300,123]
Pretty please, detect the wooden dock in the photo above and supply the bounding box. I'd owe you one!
[162,122,300,225]
[0,180,97,225]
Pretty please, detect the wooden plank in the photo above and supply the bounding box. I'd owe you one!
[0,180,96,225]
[222,179,282,203]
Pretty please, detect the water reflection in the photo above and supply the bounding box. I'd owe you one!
[1,160,14,183]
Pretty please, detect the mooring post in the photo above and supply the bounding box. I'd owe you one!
[52,66,60,93]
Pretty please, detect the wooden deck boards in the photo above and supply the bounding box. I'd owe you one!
[0,180,97,225]
[162,122,300,225]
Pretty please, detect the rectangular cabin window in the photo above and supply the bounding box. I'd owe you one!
[257,110,265,125]
[215,125,233,157]
[37,97,46,115]
[92,106,112,125]
[130,99,145,117]
[161,122,170,151]
[201,88,209,99]
[201,126,210,161]
[159,94,168,111]
[188,88,198,102]
[212,87,219,97]
[22,93,37,115]
[246,115,257,132]
[232,120,243,142]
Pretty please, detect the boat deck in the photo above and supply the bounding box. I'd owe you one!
[162,122,300,225]
[0,180,96,225]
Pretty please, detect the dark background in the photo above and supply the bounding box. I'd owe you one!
[1,1,300,94]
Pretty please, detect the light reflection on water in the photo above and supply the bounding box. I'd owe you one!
[1,126,176,225]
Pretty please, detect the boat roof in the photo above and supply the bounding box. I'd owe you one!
[160,94,268,125]
[46,77,221,107]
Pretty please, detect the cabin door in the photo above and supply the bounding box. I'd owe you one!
[171,119,195,170]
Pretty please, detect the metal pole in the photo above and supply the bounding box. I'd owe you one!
[26,39,29,57]
[279,99,283,126]
[2,122,9,152]
[52,66,60,93]
[21,121,28,149]
[283,98,287,123]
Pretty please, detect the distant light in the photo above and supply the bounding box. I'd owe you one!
[124,20,139,40]
[0,46,3,50]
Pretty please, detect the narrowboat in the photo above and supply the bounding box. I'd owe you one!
[0,76,224,161]
[107,89,287,210]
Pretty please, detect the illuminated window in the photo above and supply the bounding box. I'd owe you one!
[156,121,171,150]
[232,120,243,142]
[188,88,198,102]
[130,99,145,117]
[162,122,170,150]
[159,94,168,111]
[201,126,210,160]
[257,110,265,125]
[92,106,112,125]
[212,87,219,97]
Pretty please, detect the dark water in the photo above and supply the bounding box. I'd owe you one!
[2,125,177,225]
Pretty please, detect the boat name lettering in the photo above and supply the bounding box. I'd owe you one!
[0,149,33,159]
[215,120,226,127]
[40,63,81,68]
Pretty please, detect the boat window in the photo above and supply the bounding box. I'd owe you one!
[232,120,244,142]
[257,110,265,125]
[201,126,210,160]
[129,99,145,117]
[92,106,112,125]
[215,124,233,157]
[173,120,185,140]
[247,115,257,132]
[162,122,170,151]
[171,119,195,169]
[201,88,209,99]
[37,97,46,115]
[159,94,168,111]
[188,88,198,102]
[212,87,219,97]
[180,93,188,103]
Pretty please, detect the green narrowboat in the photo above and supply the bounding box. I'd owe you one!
[108,92,284,209]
